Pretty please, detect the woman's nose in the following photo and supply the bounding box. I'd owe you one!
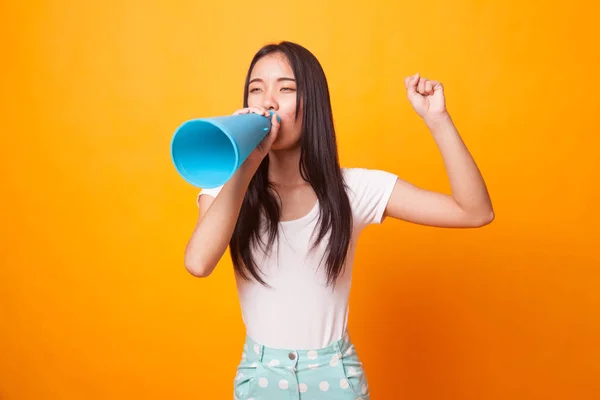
[263,93,278,111]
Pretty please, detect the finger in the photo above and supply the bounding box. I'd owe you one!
[418,78,426,94]
[425,80,433,95]
[406,73,419,94]
[232,108,250,115]
[268,112,281,138]
[244,107,263,116]
[430,80,443,92]
[270,111,281,127]
[259,114,280,150]
[249,107,268,116]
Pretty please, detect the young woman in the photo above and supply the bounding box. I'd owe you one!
[184,41,494,400]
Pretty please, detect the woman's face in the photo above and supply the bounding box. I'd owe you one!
[247,52,303,151]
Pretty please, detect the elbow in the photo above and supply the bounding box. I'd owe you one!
[488,210,495,224]
[473,209,495,227]
[184,258,215,278]
[459,206,494,228]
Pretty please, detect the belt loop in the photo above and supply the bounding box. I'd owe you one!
[259,343,265,362]
[333,340,341,357]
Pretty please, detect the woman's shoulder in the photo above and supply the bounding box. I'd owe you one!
[341,166,398,224]
[341,166,371,183]
[341,167,398,187]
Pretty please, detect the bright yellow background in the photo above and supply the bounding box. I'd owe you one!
[2,0,599,399]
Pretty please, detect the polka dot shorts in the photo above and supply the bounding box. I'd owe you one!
[233,333,370,399]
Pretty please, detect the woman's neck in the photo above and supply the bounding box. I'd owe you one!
[267,147,305,186]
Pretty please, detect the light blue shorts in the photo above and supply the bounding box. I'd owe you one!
[233,333,370,399]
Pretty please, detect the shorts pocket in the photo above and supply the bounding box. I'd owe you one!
[341,354,370,398]
[233,362,260,399]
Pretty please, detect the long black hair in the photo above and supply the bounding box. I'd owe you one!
[229,41,352,287]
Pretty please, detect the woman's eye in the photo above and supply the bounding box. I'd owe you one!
[281,87,295,92]
[249,88,261,93]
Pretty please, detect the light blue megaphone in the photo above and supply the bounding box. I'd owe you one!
[170,110,279,188]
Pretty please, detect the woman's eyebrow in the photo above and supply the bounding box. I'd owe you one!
[249,77,296,84]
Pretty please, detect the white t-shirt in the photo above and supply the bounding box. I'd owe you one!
[198,167,397,350]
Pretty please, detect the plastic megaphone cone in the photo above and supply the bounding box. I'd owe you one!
[170,111,278,188]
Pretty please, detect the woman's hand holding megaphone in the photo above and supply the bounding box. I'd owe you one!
[232,107,281,168]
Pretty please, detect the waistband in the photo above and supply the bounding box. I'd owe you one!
[242,332,355,369]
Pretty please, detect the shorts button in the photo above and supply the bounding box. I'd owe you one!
[288,352,296,360]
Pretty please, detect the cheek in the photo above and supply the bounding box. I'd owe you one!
[277,97,299,122]
[247,98,261,108]
[279,109,298,125]
[279,105,301,127]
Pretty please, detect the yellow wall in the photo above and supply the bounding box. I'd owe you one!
[2,0,599,399]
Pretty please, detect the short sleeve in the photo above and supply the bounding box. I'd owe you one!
[196,185,223,207]
[343,168,398,226]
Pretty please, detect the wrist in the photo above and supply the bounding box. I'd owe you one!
[236,158,262,183]
[424,113,454,136]
[424,112,452,128]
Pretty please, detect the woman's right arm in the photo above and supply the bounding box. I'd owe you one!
[183,108,279,277]
[184,163,257,277]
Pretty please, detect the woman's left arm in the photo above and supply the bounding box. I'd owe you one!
[384,74,494,228]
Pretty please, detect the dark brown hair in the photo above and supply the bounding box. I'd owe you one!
[230,41,353,287]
